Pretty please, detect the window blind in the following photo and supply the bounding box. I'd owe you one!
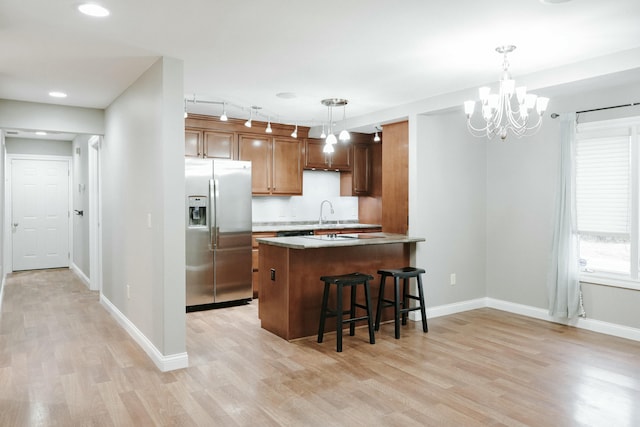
[575,136,630,235]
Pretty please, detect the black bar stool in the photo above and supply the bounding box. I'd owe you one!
[317,272,375,352]
[374,267,428,339]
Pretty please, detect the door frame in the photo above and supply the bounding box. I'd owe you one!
[4,154,73,273]
[88,136,102,292]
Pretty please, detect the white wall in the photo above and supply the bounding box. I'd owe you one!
[485,81,640,329]
[252,170,359,223]
[5,138,72,156]
[102,57,186,361]
[0,99,103,135]
[0,131,4,302]
[72,135,91,279]
[411,112,487,306]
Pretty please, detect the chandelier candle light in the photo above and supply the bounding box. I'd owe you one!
[464,45,549,140]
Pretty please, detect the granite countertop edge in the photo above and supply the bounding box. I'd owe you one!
[252,222,382,233]
[255,233,425,249]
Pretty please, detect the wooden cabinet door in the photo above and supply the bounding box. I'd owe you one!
[331,143,351,171]
[305,139,351,171]
[305,139,328,169]
[352,144,371,195]
[203,131,236,159]
[185,129,202,157]
[239,134,271,194]
[272,138,302,195]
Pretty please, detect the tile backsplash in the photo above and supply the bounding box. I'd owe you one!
[252,170,358,223]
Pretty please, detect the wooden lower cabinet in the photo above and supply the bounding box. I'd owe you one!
[252,232,276,299]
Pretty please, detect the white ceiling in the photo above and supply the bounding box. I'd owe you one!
[2,0,640,130]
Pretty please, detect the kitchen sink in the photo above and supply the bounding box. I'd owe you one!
[303,233,359,241]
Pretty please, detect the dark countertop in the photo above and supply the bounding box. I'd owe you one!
[255,232,425,249]
[252,222,381,233]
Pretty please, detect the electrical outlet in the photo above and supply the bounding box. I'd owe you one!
[450,273,456,286]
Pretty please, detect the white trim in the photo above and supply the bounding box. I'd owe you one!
[100,293,189,372]
[88,136,102,292]
[405,297,640,343]
[486,298,640,342]
[0,274,5,310]
[409,297,487,321]
[579,274,640,291]
[71,262,90,289]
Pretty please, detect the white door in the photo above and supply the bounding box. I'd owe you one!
[12,159,70,271]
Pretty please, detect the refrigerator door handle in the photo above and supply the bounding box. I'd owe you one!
[210,178,218,249]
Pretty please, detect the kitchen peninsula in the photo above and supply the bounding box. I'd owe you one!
[257,233,425,340]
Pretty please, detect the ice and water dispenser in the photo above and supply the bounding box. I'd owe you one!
[188,196,207,227]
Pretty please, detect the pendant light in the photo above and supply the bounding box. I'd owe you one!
[338,104,350,142]
[320,122,327,139]
[183,99,188,118]
[220,102,228,121]
[321,98,348,146]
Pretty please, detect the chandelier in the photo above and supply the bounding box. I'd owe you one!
[464,45,549,140]
[321,98,350,153]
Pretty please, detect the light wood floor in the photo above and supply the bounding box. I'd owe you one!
[1,269,640,426]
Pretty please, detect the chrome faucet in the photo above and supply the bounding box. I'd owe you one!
[318,200,334,225]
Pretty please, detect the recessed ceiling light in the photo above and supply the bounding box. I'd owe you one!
[276,92,297,99]
[78,3,110,17]
[35,131,47,136]
[49,91,67,98]
[540,0,572,4]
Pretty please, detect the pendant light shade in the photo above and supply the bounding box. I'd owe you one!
[220,103,228,121]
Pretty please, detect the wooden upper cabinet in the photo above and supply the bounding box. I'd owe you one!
[185,129,202,157]
[304,138,351,171]
[185,129,237,159]
[203,131,236,159]
[341,143,371,196]
[272,138,303,195]
[352,144,371,195]
[238,134,272,195]
[238,134,302,196]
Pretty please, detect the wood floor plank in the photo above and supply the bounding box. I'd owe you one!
[2,268,640,426]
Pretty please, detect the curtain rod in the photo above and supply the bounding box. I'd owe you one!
[551,102,640,119]
[577,102,640,114]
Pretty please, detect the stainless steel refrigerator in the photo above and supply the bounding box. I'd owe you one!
[185,158,252,308]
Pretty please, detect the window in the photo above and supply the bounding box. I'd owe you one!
[575,116,640,289]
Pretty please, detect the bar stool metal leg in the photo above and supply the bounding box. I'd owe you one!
[364,280,375,345]
[317,283,330,343]
[374,275,386,331]
[393,277,401,339]
[417,274,428,333]
[336,283,343,352]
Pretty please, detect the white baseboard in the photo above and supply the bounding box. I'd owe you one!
[407,296,640,343]
[70,263,91,289]
[0,274,5,310]
[486,297,640,342]
[100,294,189,372]
[409,297,487,321]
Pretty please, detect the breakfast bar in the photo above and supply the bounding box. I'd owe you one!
[256,232,425,340]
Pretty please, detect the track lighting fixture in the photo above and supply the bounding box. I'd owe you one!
[266,117,272,133]
[245,109,253,128]
[184,99,188,118]
[373,126,381,142]
[291,124,298,138]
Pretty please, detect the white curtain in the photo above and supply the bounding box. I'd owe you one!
[547,112,585,318]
